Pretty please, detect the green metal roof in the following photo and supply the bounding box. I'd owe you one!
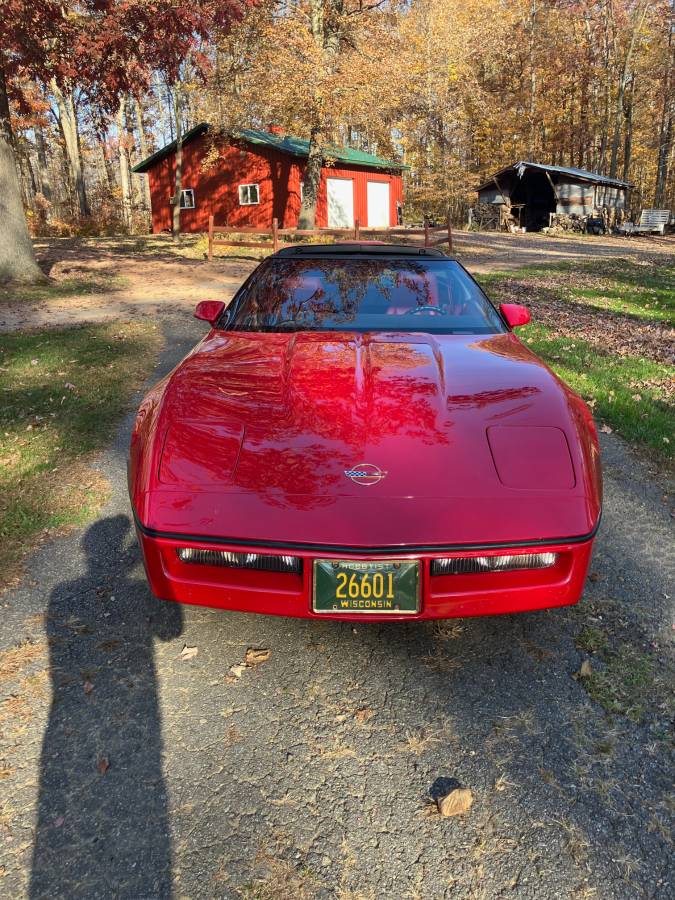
[131,123,407,173]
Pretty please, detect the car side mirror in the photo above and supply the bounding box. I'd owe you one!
[194,300,226,326]
[499,303,531,328]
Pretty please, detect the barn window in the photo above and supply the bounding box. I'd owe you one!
[180,189,195,209]
[239,183,260,206]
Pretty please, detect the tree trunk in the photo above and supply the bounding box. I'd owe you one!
[298,126,323,229]
[655,100,673,207]
[609,2,649,179]
[0,62,45,284]
[296,0,341,230]
[99,131,115,192]
[528,0,538,158]
[598,2,613,173]
[117,101,133,230]
[34,120,52,203]
[51,80,90,218]
[621,76,634,184]
[655,2,674,206]
[133,97,152,212]
[172,86,183,238]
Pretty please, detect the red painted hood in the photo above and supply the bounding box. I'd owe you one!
[134,331,601,547]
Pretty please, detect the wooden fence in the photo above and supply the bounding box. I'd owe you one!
[207,215,453,261]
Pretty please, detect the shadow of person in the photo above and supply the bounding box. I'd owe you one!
[30,514,183,899]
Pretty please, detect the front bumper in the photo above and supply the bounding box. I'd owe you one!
[134,522,595,621]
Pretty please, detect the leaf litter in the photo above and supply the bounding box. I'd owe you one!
[226,647,271,682]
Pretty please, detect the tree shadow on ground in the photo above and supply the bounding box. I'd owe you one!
[33,236,262,276]
[29,514,183,899]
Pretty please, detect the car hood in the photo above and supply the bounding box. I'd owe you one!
[142,330,600,546]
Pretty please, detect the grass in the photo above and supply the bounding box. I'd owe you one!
[480,257,675,325]
[576,640,656,723]
[0,321,162,588]
[572,260,674,325]
[477,257,675,463]
[521,323,673,456]
[0,275,127,305]
[575,617,672,724]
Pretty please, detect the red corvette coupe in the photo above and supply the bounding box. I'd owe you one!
[129,244,601,621]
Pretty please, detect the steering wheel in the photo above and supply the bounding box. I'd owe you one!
[410,304,443,315]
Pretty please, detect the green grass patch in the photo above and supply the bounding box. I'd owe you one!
[0,321,162,588]
[479,256,675,326]
[520,323,673,459]
[577,641,656,723]
[576,625,610,656]
[0,275,127,305]
[572,260,674,325]
[478,258,674,463]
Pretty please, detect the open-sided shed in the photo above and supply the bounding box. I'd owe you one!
[475,161,631,231]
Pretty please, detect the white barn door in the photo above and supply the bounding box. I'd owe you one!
[327,178,354,228]
[367,181,390,227]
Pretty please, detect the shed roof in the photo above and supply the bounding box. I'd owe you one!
[476,161,632,192]
[131,123,407,173]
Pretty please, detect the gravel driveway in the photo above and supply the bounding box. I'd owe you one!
[1,317,672,900]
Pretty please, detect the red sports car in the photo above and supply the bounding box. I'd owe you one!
[129,244,601,621]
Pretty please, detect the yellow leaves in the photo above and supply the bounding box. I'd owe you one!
[199,0,669,217]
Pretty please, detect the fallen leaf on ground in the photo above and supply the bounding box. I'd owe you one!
[226,647,271,682]
[437,787,474,817]
[576,659,593,679]
[96,756,110,775]
[354,707,374,723]
[226,663,246,683]
[83,680,94,694]
[599,424,613,434]
[180,645,198,660]
[244,647,270,666]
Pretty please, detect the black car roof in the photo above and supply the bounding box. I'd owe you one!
[273,243,448,259]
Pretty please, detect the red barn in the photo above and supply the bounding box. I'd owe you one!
[132,124,407,233]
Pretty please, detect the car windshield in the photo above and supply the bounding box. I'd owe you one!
[227,258,506,334]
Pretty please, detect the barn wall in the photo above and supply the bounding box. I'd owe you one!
[477,186,507,205]
[595,184,627,210]
[315,165,403,228]
[554,178,627,216]
[143,132,404,233]
[555,178,596,216]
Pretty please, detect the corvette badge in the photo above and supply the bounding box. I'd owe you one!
[344,464,387,486]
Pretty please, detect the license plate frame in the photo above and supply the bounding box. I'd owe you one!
[312,559,420,615]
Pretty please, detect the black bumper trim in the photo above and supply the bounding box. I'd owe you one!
[132,506,601,556]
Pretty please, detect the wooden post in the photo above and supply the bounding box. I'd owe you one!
[354,218,360,240]
[272,218,279,253]
[208,214,214,261]
[424,219,429,247]
[447,212,453,253]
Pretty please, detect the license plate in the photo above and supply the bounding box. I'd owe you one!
[313,559,420,614]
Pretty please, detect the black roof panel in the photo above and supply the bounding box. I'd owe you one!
[274,243,448,258]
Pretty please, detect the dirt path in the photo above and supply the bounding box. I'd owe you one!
[453,230,675,272]
[0,239,258,332]
[0,318,672,899]
[0,232,672,332]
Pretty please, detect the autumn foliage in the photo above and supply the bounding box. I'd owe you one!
[0,0,674,271]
